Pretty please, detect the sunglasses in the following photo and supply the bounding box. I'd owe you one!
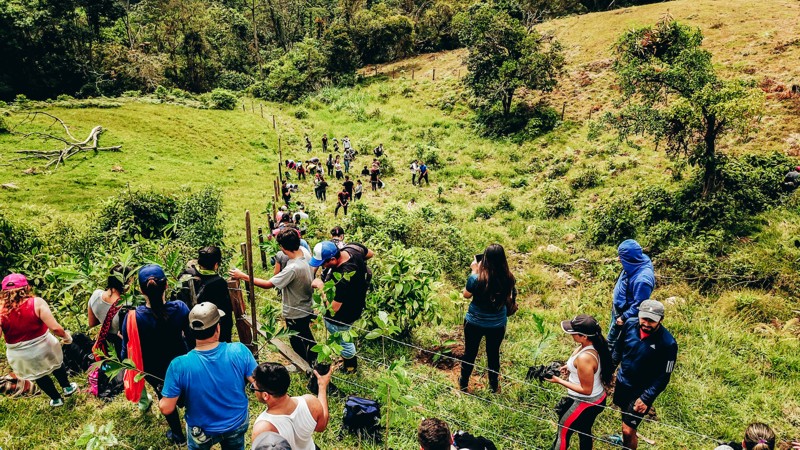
[249,383,270,393]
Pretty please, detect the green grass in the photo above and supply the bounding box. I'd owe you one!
[2,0,800,448]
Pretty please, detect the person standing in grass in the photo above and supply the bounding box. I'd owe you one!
[305,135,312,153]
[343,148,353,173]
[342,175,354,200]
[121,264,192,445]
[607,239,655,350]
[160,302,257,450]
[361,165,370,177]
[335,187,350,217]
[333,138,340,153]
[88,265,134,358]
[230,228,318,367]
[334,156,343,180]
[354,180,363,201]
[410,160,419,185]
[326,154,334,177]
[322,134,328,153]
[369,165,380,191]
[418,161,430,186]
[714,422,776,450]
[251,362,331,450]
[547,315,611,450]
[296,162,306,181]
[195,246,234,343]
[611,300,677,450]
[0,273,78,407]
[459,244,516,393]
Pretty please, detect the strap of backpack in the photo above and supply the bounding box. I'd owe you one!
[93,297,121,360]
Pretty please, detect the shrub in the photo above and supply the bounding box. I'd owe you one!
[546,160,572,179]
[475,102,559,139]
[98,190,178,240]
[717,290,793,324]
[473,205,495,220]
[0,213,43,275]
[0,115,9,134]
[294,109,309,119]
[414,144,441,169]
[569,168,604,190]
[510,178,528,188]
[542,184,573,218]
[496,194,515,212]
[174,186,225,248]
[207,88,238,110]
[217,71,254,91]
[365,245,441,339]
[586,197,638,245]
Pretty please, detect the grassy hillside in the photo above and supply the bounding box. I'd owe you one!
[1,0,800,448]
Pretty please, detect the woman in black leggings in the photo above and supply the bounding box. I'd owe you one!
[459,244,516,393]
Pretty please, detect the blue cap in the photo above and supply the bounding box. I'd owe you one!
[138,264,167,285]
[309,241,339,267]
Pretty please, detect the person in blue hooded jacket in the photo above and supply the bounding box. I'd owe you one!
[607,239,655,350]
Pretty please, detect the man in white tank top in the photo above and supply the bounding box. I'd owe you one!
[251,363,330,450]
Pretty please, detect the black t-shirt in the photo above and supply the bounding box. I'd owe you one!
[325,244,369,324]
[338,191,350,205]
[370,169,379,181]
[343,180,354,193]
[361,168,369,176]
[197,274,234,342]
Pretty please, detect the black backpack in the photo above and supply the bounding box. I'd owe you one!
[173,261,202,306]
[341,396,381,442]
[62,332,94,376]
[453,430,498,450]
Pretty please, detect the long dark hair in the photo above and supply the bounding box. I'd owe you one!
[107,264,133,294]
[585,322,614,386]
[140,276,168,322]
[476,244,515,309]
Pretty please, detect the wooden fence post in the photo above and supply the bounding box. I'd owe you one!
[260,104,264,118]
[432,68,436,81]
[272,115,276,129]
[242,103,245,112]
[244,211,257,353]
[412,69,415,80]
[561,102,567,121]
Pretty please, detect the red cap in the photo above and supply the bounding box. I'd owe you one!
[2,273,29,291]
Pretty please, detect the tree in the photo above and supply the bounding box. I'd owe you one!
[607,17,763,196]
[454,2,564,116]
[323,22,360,83]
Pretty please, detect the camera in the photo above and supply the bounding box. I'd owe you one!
[525,361,563,383]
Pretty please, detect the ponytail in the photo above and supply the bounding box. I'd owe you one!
[744,423,775,450]
[588,330,614,386]
[107,264,133,294]
[141,277,168,322]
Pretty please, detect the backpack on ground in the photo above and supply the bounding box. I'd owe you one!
[341,396,381,442]
[62,332,95,376]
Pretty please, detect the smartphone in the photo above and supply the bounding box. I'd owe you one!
[475,254,484,263]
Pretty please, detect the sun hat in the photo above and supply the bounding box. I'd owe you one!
[188,302,226,331]
[309,241,339,267]
[638,299,665,322]
[1,273,29,291]
[561,314,600,336]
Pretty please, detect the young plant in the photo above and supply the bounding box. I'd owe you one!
[310,271,354,367]
[373,357,419,427]
[529,312,555,363]
[259,302,297,353]
[76,422,132,450]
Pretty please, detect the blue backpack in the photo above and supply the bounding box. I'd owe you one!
[341,396,381,442]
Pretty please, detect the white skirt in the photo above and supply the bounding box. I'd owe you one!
[6,332,63,380]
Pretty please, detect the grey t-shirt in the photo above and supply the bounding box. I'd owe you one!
[269,250,314,319]
[275,247,311,273]
[88,289,121,335]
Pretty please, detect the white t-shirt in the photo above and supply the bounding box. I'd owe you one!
[88,289,121,335]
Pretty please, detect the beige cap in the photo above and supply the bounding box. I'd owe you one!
[189,302,226,331]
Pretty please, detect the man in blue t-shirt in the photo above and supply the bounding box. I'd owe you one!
[160,302,258,450]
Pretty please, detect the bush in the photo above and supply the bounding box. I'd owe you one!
[98,190,178,240]
[0,213,42,275]
[473,205,495,220]
[294,109,309,119]
[542,184,573,218]
[217,71,255,91]
[174,186,225,248]
[546,160,572,179]
[207,88,238,110]
[585,197,638,245]
[414,144,441,169]
[569,168,604,190]
[496,193,515,212]
[510,178,528,188]
[475,102,559,139]
[717,290,793,324]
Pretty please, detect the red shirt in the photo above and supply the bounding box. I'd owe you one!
[0,297,48,344]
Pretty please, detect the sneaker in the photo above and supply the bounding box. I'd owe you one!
[166,430,187,445]
[607,434,623,446]
[49,398,64,407]
[62,382,78,397]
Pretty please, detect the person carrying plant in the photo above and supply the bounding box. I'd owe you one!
[547,315,612,450]
[309,241,374,374]
[607,239,654,350]
[195,246,234,343]
[251,362,331,450]
[230,228,317,367]
[121,264,192,445]
[611,300,678,450]
[159,302,257,450]
[459,244,516,393]
[0,273,78,407]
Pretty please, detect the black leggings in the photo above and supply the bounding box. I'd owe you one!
[35,365,71,400]
[335,203,348,217]
[552,394,607,450]
[460,321,506,390]
[286,315,317,366]
[146,376,185,439]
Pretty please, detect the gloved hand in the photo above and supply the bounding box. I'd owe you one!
[61,331,73,345]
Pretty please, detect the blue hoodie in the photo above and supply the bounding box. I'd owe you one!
[612,239,655,321]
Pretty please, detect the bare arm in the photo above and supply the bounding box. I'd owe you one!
[230,269,275,289]
[34,298,68,339]
[462,289,473,299]
[365,249,374,259]
[252,420,279,441]
[311,369,331,432]
[273,262,282,276]
[88,302,100,328]
[159,396,179,415]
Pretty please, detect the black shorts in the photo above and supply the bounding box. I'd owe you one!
[613,385,649,429]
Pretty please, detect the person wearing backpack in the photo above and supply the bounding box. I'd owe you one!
[195,246,234,343]
[121,264,192,445]
[459,244,517,394]
[251,362,331,450]
[309,241,374,374]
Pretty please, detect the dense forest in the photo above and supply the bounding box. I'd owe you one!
[0,0,665,101]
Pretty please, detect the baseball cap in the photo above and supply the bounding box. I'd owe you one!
[138,264,167,285]
[561,314,600,336]
[251,432,291,450]
[309,241,339,267]
[2,273,29,291]
[189,302,226,331]
[638,299,665,322]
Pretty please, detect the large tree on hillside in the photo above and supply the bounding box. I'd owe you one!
[454,3,564,116]
[608,17,763,196]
